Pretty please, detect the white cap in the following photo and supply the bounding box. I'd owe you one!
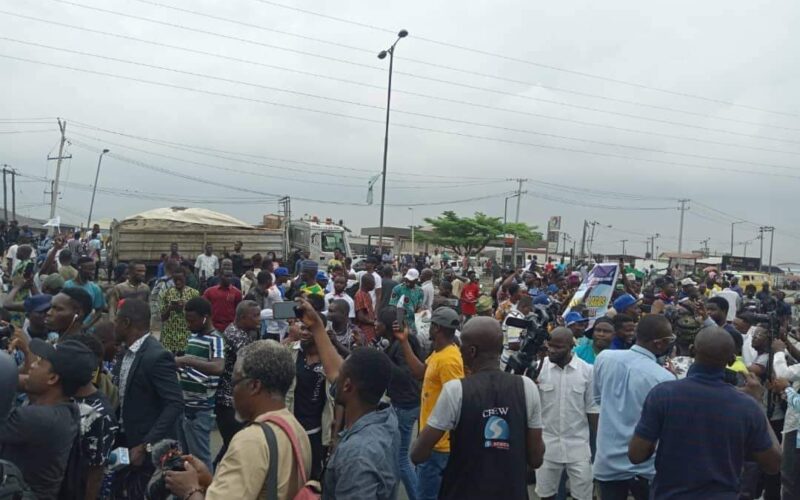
[680,278,697,286]
[404,268,420,281]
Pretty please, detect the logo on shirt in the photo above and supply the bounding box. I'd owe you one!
[483,415,510,449]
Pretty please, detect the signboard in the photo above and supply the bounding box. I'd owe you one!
[547,241,558,253]
[548,216,561,231]
[722,255,761,272]
[562,262,621,323]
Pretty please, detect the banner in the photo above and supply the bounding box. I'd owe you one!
[562,262,621,323]
[548,216,561,231]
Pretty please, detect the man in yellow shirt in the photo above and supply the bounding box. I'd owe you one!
[395,307,464,500]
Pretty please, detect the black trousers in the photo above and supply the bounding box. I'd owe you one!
[597,477,650,500]
[783,430,800,500]
[214,404,245,466]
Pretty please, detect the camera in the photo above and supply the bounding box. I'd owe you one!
[0,324,13,350]
[146,440,185,500]
[505,304,554,378]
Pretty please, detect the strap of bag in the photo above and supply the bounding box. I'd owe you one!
[263,414,309,485]
[259,423,280,500]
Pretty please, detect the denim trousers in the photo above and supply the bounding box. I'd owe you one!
[393,405,420,500]
[417,450,449,500]
[179,408,215,471]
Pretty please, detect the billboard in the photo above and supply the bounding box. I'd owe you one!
[721,255,761,272]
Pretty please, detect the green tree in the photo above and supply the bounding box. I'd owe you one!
[419,211,541,256]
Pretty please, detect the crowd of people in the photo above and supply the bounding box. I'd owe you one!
[0,229,799,500]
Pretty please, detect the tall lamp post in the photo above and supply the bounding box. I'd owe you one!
[376,29,409,253]
[87,148,109,230]
[408,207,415,255]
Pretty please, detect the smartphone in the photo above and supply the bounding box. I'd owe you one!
[396,296,407,330]
[273,301,300,320]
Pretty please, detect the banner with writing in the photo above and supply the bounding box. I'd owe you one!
[562,262,620,322]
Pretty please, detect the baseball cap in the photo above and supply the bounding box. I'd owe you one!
[680,277,698,286]
[533,294,551,306]
[425,307,460,329]
[316,271,328,282]
[29,338,97,390]
[404,268,420,282]
[613,293,640,312]
[274,267,289,277]
[24,294,52,314]
[565,311,589,327]
[546,284,559,294]
[475,295,493,314]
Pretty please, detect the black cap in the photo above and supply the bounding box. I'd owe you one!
[29,339,97,388]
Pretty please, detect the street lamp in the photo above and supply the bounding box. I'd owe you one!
[730,221,745,256]
[87,148,109,229]
[376,29,408,253]
[408,207,415,254]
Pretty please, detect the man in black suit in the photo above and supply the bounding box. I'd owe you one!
[112,298,183,496]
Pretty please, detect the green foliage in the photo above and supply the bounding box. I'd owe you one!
[419,211,541,256]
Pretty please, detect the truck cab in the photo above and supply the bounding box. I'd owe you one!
[288,218,352,266]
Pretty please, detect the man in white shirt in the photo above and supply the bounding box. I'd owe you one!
[431,250,442,270]
[420,269,434,312]
[323,275,355,319]
[194,244,219,282]
[536,328,598,500]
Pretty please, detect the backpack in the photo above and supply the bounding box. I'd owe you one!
[0,459,36,500]
[259,415,321,500]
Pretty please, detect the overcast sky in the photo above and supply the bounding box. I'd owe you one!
[3,0,799,264]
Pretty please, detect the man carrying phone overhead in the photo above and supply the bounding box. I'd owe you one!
[389,269,424,336]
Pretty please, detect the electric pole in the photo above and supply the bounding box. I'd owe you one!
[579,220,588,259]
[11,168,15,220]
[677,199,690,254]
[759,226,775,272]
[47,119,71,234]
[700,238,710,257]
[759,226,765,270]
[510,178,526,268]
[2,166,7,222]
[620,239,628,256]
[561,232,569,260]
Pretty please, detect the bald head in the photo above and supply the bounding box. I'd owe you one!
[550,327,574,344]
[460,317,504,370]
[693,326,735,369]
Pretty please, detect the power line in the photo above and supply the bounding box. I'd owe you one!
[525,191,673,211]
[8,52,800,184]
[248,0,799,119]
[67,139,520,208]
[27,2,800,135]
[122,0,800,129]
[0,129,54,134]
[11,38,797,173]
[67,129,507,190]
[6,11,800,148]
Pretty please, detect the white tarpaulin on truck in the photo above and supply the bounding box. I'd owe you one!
[122,207,255,229]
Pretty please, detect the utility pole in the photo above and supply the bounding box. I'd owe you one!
[759,226,765,270]
[2,166,7,222]
[10,168,15,220]
[561,232,569,260]
[620,239,628,256]
[47,119,71,234]
[700,238,710,257]
[677,199,690,254]
[587,221,600,258]
[579,220,588,259]
[761,226,775,272]
[511,178,525,268]
[730,221,744,256]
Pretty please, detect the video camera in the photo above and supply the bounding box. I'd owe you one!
[145,439,185,500]
[504,303,555,378]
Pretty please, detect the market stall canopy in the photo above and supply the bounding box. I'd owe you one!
[121,207,254,229]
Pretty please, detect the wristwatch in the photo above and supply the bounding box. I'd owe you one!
[145,443,153,454]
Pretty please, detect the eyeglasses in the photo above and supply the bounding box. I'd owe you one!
[230,376,252,388]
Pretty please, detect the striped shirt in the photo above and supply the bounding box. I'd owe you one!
[179,331,224,410]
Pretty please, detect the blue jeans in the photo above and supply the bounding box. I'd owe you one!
[393,405,419,500]
[417,450,449,500]
[179,408,215,471]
